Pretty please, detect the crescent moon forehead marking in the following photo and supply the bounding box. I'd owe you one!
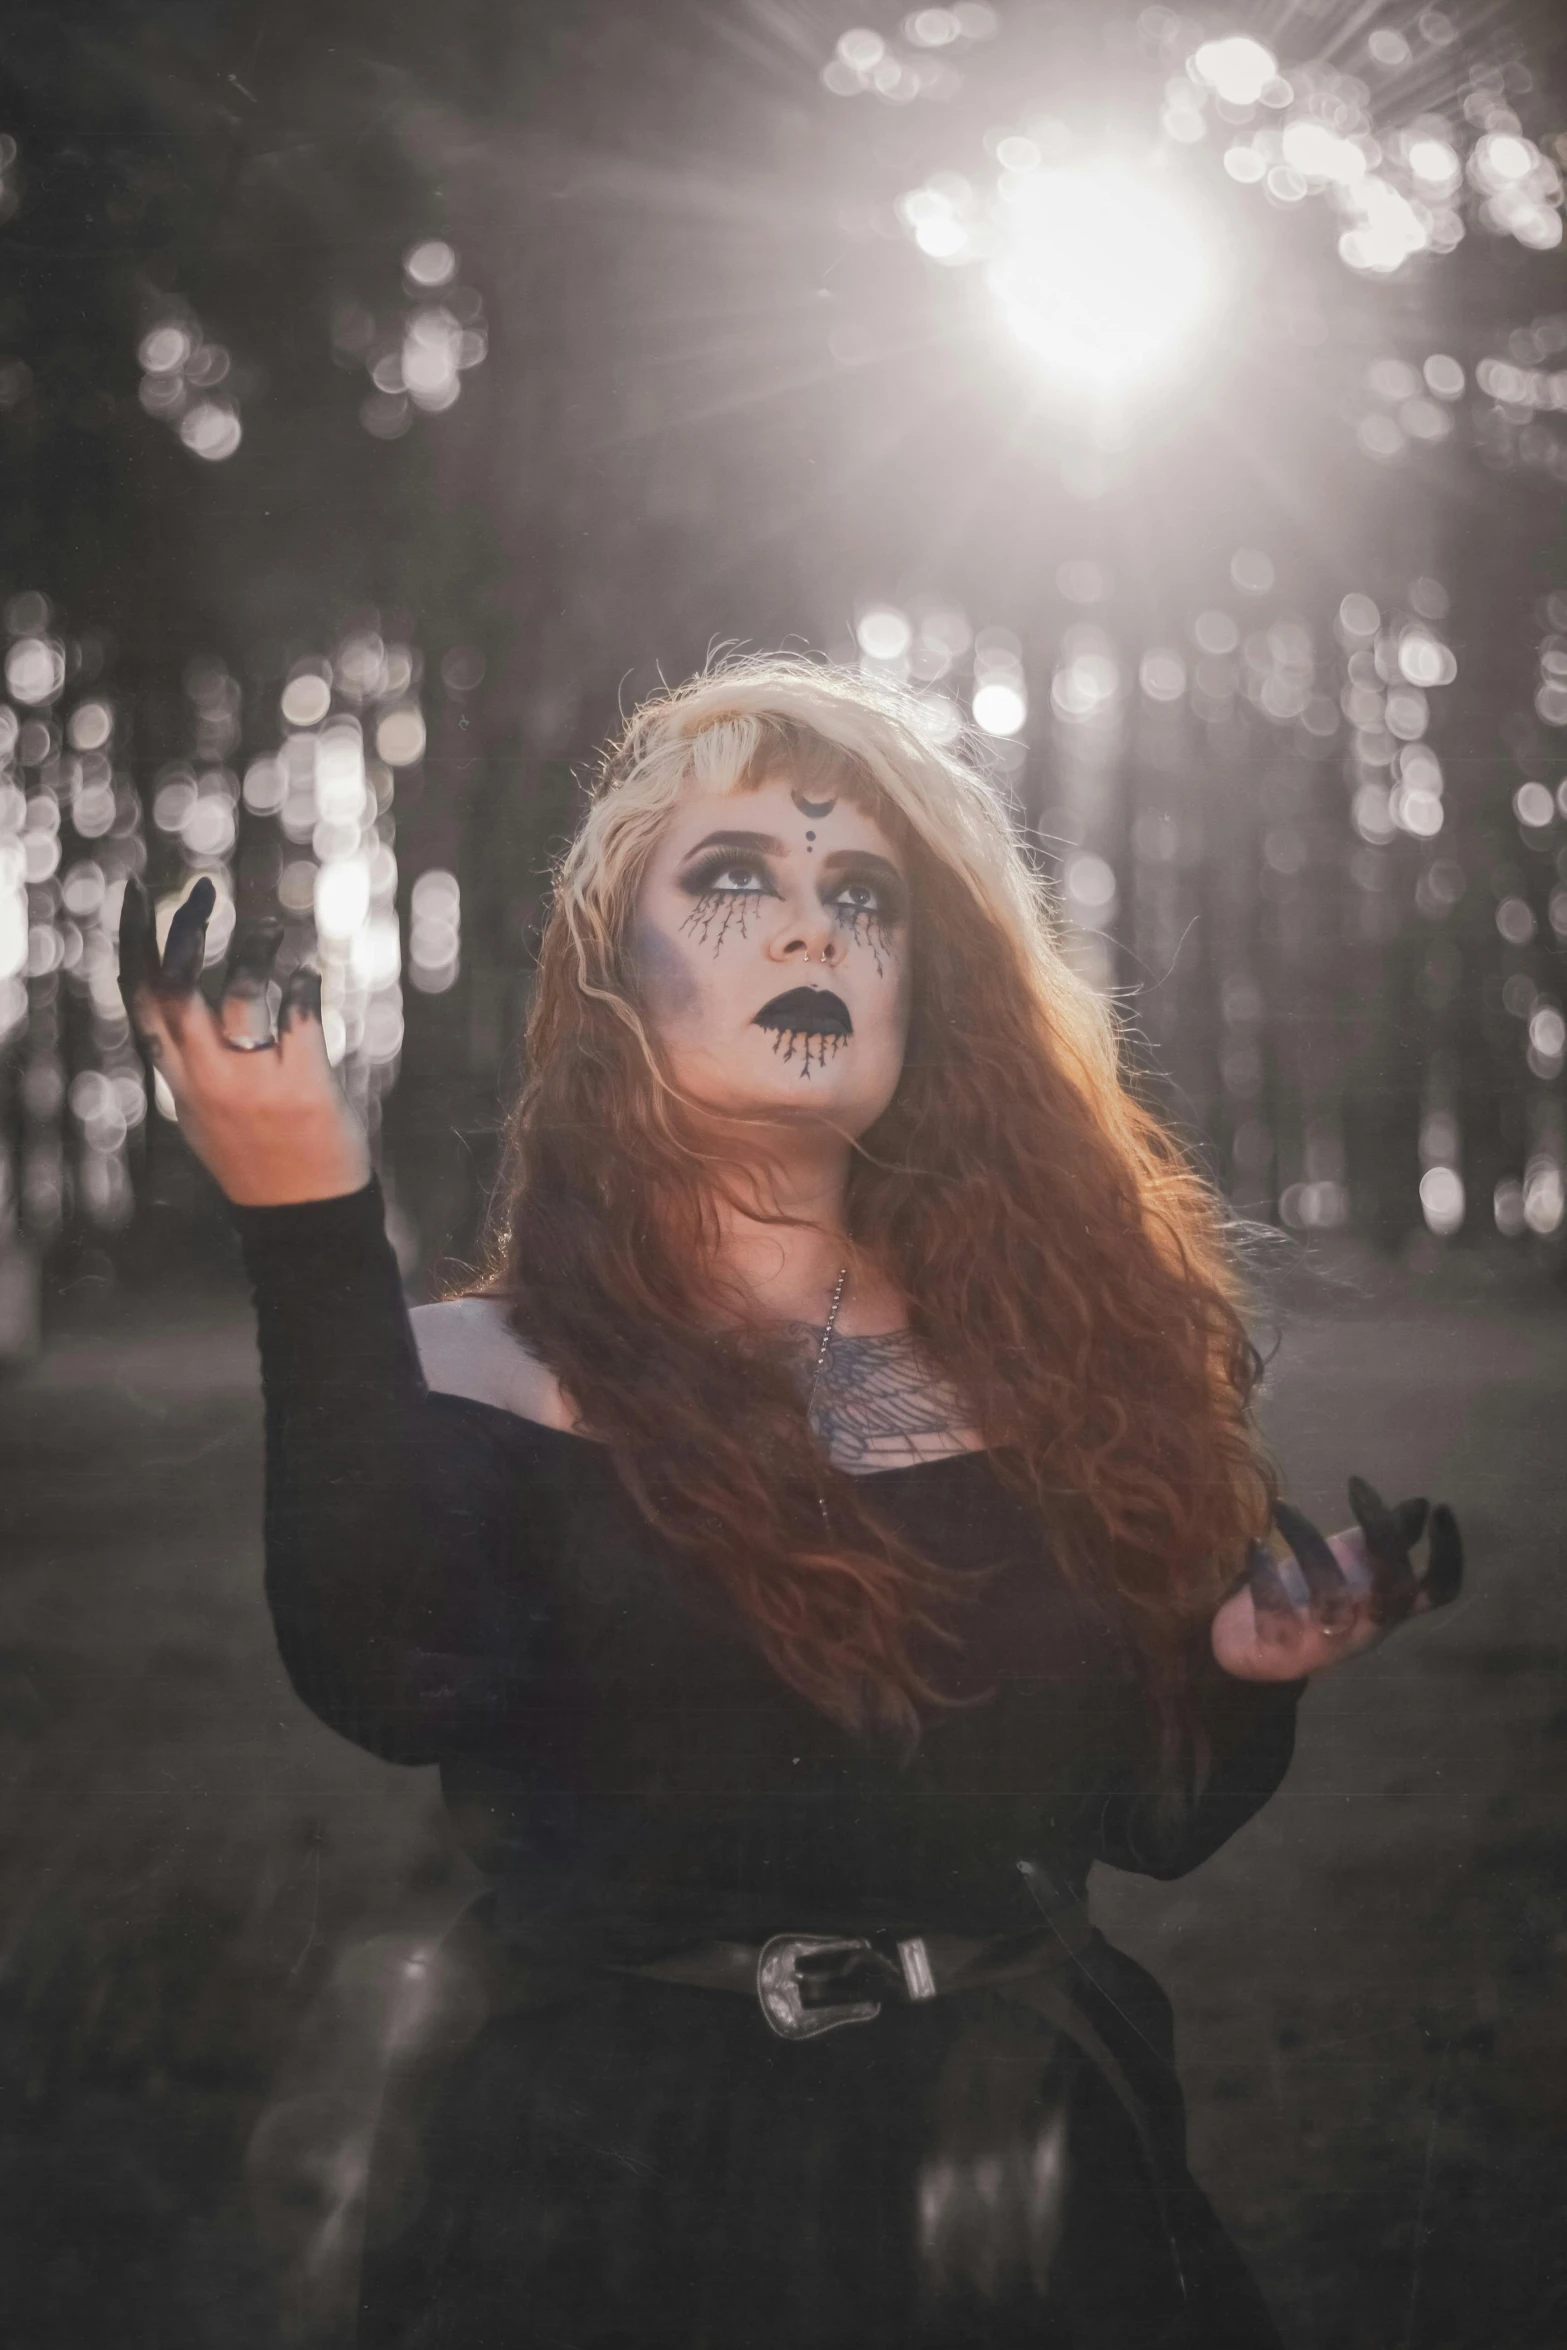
[791,791,838,820]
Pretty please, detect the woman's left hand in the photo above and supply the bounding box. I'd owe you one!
[1211,1477,1464,1681]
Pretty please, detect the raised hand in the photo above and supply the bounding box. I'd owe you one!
[1211,1476,1463,1681]
[119,876,371,1207]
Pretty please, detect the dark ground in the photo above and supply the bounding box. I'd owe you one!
[1,1241,1563,2349]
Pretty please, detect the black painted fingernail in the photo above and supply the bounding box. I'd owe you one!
[1393,1497,1430,1550]
[159,877,217,990]
[226,918,285,991]
[1273,1500,1342,1600]
[1347,1474,1417,1623]
[116,876,157,1010]
[1246,1541,1295,1625]
[1347,1475,1406,1563]
[1271,1501,1355,1635]
[1424,1504,1464,1609]
[279,966,323,1027]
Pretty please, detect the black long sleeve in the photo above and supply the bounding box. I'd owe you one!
[1088,1642,1306,1879]
[236,1180,545,1764]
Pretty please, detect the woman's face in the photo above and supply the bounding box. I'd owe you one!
[630,772,913,1139]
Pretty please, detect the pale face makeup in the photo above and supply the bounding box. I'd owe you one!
[629,773,913,1141]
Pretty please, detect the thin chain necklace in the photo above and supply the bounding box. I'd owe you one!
[806,1263,849,1532]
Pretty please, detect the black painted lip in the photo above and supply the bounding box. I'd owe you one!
[753,986,853,1037]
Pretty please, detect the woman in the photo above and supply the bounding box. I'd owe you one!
[122,657,1460,2349]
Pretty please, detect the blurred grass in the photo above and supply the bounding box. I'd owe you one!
[2,1254,1564,2346]
[1098,1284,1567,2348]
[0,1273,464,2347]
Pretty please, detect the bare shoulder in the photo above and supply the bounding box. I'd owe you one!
[409,1296,576,1430]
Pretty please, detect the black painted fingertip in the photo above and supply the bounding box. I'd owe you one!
[1393,1496,1430,1550]
[1346,1474,1406,1560]
[116,875,158,1014]
[1244,1539,1295,1626]
[1272,1497,1351,1625]
[279,965,323,1029]
[1423,1503,1464,1610]
[1346,1473,1418,1623]
[158,877,217,990]
[224,918,285,992]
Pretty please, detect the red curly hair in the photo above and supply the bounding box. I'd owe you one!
[483,659,1274,1758]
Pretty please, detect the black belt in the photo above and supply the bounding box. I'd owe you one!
[618,1915,1186,2305]
[622,1920,1092,2041]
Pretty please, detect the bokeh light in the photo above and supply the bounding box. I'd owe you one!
[408,869,461,994]
[376,707,427,766]
[350,248,488,439]
[404,239,457,290]
[179,401,243,461]
[282,673,333,729]
[0,586,151,1243]
[251,633,417,1089]
[855,607,913,662]
[137,306,241,456]
[972,679,1025,735]
[1523,1156,1564,1234]
[1419,1163,1465,1236]
[822,9,989,100]
[7,637,66,706]
[1139,649,1186,702]
[1190,37,1278,110]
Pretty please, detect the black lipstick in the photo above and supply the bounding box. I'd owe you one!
[753,987,853,1039]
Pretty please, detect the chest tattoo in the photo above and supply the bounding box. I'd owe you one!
[780,1325,981,1472]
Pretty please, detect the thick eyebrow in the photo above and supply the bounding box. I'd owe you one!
[818,849,906,891]
[677,828,786,864]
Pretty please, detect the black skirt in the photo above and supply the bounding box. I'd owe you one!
[357,1921,1283,2350]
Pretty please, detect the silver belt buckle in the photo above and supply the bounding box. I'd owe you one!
[756,1934,881,2041]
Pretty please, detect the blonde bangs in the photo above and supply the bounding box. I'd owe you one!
[556,652,1120,1105]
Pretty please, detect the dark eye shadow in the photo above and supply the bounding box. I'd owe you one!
[680,849,775,898]
[827,859,907,923]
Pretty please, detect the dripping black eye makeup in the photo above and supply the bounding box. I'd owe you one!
[820,852,907,928]
[676,836,781,954]
[672,829,909,961]
[821,852,907,975]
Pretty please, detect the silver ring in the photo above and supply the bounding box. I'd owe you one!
[222,1034,278,1053]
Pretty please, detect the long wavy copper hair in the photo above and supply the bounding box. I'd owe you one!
[483,656,1274,1760]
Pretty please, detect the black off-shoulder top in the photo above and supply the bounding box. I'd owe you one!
[235,1181,1304,1963]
